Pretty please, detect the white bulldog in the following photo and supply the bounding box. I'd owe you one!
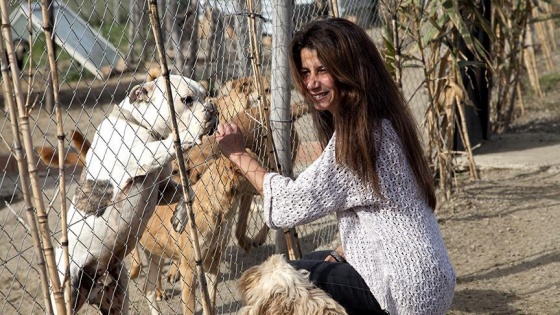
[54,75,217,314]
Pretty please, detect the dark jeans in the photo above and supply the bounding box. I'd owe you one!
[289,250,388,315]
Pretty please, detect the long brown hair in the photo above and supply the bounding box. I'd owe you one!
[289,18,436,209]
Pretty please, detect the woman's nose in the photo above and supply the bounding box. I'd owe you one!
[305,75,319,89]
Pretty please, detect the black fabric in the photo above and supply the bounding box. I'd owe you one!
[289,250,388,315]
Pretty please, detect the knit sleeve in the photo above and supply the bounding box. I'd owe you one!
[262,135,378,229]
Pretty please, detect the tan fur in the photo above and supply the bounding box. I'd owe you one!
[36,129,91,168]
[213,76,271,123]
[128,78,309,304]
[136,155,256,314]
[146,67,161,83]
[238,254,348,315]
[172,102,309,252]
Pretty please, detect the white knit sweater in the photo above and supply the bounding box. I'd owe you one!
[262,120,456,314]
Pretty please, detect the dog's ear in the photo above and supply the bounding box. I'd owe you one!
[129,81,155,103]
[129,85,147,103]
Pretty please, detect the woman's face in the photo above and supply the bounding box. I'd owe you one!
[300,48,338,114]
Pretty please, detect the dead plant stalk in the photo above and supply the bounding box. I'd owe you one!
[39,0,72,312]
[146,1,213,314]
[0,0,64,313]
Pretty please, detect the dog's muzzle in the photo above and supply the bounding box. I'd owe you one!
[205,101,219,136]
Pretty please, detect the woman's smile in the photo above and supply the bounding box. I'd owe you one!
[300,48,338,114]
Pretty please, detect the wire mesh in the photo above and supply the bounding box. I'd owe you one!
[0,0,432,314]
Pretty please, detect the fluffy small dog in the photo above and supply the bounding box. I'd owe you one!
[237,254,348,315]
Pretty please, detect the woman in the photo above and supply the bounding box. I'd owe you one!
[216,18,455,315]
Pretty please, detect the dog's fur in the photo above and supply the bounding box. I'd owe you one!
[53,75,217,314]
[238,254,348,315]
[183,76,308,252]
[135,154,256,315]
[171,101,308,252]
[213,75,271,122]
[36,129,91,168]
[128,103,309,308]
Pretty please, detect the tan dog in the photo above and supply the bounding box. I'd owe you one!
[172,102,309,252]
[129,103,309,303]
[135,154,256,315]
[213,75,271,122]
[238,254,348,315]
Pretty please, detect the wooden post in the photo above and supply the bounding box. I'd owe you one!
[0,0,65,313]
[146,1,214,314]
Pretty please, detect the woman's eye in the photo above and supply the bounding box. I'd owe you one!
[181,96,194,107]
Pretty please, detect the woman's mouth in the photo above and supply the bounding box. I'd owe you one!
[312,91,329,101]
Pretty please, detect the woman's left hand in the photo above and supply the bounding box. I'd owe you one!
[325,245,346,263]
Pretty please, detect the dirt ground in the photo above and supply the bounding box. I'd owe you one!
[2,33,560,315]
[438,64,560,313]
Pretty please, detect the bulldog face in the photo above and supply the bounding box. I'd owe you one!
[128,75,217,141]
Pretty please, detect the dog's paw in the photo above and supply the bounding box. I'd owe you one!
[171,199,189,233]
[166,264,181,284]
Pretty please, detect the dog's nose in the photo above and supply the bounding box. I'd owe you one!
[205,101,217,115]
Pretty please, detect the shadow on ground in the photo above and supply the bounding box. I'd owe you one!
[450,289,521,314]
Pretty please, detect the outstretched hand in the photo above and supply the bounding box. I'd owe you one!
[216,121,267,195]
[216,122,246,158]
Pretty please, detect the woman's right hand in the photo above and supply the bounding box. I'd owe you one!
[216,121,267,195]
[216,122,246,158]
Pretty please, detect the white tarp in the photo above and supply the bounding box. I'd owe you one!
[10,1,125,80]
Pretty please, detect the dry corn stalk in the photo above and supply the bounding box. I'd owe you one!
[0,27,57,315]
[0,0,65,313]
[39,0,72,312]
[531,4,554,71]
[147,1,213,314]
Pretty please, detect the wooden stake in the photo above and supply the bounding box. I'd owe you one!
[0,1,65,313]
[146,1,214,314]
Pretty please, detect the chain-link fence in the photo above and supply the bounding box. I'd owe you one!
[2,0,556,314]
[0,1,388,314]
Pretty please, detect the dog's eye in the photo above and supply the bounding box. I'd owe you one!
[181,96,194,107]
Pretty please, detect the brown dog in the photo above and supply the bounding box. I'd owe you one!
[129,102,309,304]
[172,102,309,252]
[135,154,256,315]
[238,254,348,315]
[213,75,271,122]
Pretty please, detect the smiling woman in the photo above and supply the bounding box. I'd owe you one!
[217,17,456,315]
[299,48,338,113]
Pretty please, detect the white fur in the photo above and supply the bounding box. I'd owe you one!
[237,254,348,315]
[53,75,217,314]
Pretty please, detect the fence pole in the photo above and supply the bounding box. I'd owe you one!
[271,0,303,260]
[234,0,251,77]
[0,1,66,313]
[146,1,214,314]
[245,0,302,260]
